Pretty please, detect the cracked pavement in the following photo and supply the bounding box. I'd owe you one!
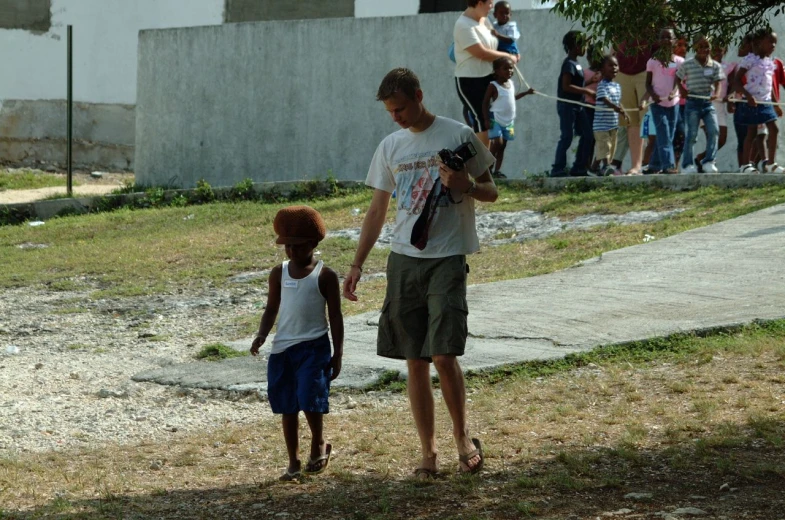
[133,203,785,391]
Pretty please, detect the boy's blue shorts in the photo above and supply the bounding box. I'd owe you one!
[488,118,515,141]
[267,334,332,415]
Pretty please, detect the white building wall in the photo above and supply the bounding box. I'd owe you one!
[0,0,223,104]
[354,0,547,18]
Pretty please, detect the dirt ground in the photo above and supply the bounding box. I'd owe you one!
[0,171,135,204]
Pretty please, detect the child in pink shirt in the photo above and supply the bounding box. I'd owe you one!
[734,28,782,173]
[644,28,684,173]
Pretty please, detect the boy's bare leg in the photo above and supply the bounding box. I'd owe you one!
[627,126,644,172]
[303,411,327,471]
[743,125,757,166]
[281,413,301,474]
[495,140,507,173]
[432,355,481,472]
[766,123,779,166]
[407,358,437,472]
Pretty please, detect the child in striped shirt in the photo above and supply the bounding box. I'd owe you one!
[591,55,629,176]
[675,35,724,174]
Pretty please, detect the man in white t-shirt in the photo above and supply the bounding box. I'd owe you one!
[343,68,497,478]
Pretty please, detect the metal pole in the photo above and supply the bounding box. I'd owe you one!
[67,24,73,197]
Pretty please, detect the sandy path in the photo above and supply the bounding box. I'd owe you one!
[0,171,134,204]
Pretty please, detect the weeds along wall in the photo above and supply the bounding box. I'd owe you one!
[135,11,785,188]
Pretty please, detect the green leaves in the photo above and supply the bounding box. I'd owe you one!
[544,0,782,49]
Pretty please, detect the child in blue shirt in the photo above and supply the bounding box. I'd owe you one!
[491,1,520,60]
[250,205,344,482]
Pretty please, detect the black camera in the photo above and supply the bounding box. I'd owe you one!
[438,142,477,171]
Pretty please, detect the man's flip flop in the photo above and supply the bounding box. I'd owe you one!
[458,438,484,475]
[303,443,332,475]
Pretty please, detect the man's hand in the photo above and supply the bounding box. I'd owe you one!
[342,265,362,301]
[250,335,265,356]
[437,156,472,193]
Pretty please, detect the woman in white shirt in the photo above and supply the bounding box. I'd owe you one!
[454,0,519,147]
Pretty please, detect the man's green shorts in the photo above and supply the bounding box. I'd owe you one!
[377,252,469,361]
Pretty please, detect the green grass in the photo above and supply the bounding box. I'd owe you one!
[0,183,782,304]
[0,169,73,190]
[195,343,248,361]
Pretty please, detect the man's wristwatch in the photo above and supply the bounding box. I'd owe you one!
[464,178,477,196]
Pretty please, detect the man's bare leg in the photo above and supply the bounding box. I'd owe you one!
[432,354,481,472]
[407,358,437,472]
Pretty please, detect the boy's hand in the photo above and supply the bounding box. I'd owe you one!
[328,355,342,381]
[250,335,265,356]
[727,102,736,113]
[776,104,783,117]
[621,110,630,123]
[709,94,718,101]
[525,87,535,95]
[747,97,758,107]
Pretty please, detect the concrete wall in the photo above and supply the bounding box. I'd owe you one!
[135,10,785,187]
[0,0,222,170]
[0,0,51,31]
[225,0,354,22]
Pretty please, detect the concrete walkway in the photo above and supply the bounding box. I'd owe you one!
[132,202,785,391]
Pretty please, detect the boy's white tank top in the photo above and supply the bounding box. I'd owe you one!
[270,260,328,355]
[489,80,516,126]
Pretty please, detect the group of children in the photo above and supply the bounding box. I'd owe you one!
[470,2,785,177]
[552,26,785,176]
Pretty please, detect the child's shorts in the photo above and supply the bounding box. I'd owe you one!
[710,101,728,127]
[735,102,778,126]
[488,117,515,141]
[267,334,332,415]
[640,111,657,138]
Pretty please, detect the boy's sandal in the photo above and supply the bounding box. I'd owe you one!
[279,469,302,482]
[303,443,332,475]
[413,467,440,480]
[740,164,759,174]
[769,163,785,173]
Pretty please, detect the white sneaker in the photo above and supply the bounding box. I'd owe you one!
[681,164,699,174]
[703,161,718,173]
[740,163,759,174]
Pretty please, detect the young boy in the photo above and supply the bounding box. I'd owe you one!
[482,55,535,178]
[250,205,344,482]
[676,35,723,174]
[591,55,629,176]
[491,1,520,61]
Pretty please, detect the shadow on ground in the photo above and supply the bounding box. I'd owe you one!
[5,419,783,519]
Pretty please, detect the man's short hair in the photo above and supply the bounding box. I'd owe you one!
[377,68,421,101]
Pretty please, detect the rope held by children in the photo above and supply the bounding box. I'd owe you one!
[511,64,785,112]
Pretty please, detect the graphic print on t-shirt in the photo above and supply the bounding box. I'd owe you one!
[394,151,448,215]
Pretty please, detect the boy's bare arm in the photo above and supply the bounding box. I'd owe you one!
[561,72,594,98]
[675,77,689,99]
[250,265,282,355]
[320,267,344,380]
[598,96,630,122]
[482,83,497,129]
[515,87,535,100]
[733,67,757,106]
[491,30,514,44]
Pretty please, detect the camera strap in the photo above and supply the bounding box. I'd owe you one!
[410,179,447,251]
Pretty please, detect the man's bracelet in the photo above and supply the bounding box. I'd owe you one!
[351,264,363,272]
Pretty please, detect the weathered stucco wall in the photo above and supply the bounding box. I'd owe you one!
[135,11,785,187]
[0,0,222,170]
[224,0,354,22]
